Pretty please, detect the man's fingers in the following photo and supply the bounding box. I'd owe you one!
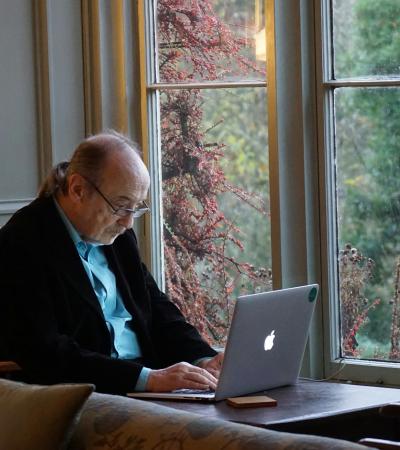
[177,362,217,383]
[191,365,217,381]
[184,367,217,389]
[146,362,218,392]
[198,352,224,375]
[178,378,213,390]
[215,352,224,366]
[204,367,220,378]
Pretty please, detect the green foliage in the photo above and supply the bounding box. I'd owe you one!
[202,88,270,269]
[334,0,400,77]
[356,0,400,75]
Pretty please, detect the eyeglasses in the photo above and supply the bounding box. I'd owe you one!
[82,176,150,219]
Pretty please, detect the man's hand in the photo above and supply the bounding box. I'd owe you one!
[197,352,224,378]
[146,362,218,392]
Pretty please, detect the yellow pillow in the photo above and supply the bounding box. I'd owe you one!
[0,378,93,450]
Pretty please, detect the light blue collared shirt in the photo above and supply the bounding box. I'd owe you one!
[54,198,150,391]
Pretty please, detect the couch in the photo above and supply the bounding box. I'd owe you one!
[0,378,374,450]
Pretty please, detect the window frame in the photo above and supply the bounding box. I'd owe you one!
[316,0,400,385]
[140,0,269,291]
[138,0,324,378]
[138,0,400,384]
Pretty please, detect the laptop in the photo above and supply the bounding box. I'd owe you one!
[128,284,319,402]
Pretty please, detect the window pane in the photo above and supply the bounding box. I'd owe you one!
[333,0,400,78]
[160,87,271,344]
[335,87,400,362]
[157,0,266,83]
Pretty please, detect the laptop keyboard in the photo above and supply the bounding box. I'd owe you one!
[172,388,215,394]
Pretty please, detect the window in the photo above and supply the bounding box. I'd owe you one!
[143,0,271,345]
[140,0,400,384]
[320,0,400,383]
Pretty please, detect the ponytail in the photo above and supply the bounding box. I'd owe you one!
[37,161,70,198]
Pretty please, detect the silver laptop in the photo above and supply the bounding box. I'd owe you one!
[128,284,319,402]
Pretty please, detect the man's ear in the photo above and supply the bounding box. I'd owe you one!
[67,173,86,203]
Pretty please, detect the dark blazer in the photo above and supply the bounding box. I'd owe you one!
[0,196,216,394]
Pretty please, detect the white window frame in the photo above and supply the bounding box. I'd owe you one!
[139,0,400,384]
[316,0,400,385]
[142,0,268,290]
[140,0,325,379]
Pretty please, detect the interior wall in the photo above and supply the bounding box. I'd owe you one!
[0,0,42,225]
[0,0,140,227]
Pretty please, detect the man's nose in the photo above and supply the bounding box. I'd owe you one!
[118,213,134,229]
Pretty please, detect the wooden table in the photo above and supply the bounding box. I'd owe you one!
[149,380,400,441]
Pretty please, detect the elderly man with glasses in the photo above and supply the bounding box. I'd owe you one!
[0,131,222,395]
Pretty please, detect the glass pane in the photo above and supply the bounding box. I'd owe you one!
[333,0,400,78]
[157,0,266,83]
[160,87,271,344]
[335,87,400,362]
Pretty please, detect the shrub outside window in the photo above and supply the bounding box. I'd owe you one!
[145,0,271,345]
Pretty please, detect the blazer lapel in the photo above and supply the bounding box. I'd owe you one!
[104,243,156,359]
[39,198,105,319]
[104,244,147,321]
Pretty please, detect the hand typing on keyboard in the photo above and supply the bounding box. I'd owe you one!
[146,361,218,392]
[196,352,224,379]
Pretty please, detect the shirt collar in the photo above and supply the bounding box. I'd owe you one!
[53,197,101,257]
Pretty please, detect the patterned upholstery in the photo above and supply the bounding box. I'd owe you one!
[68,392,372,450]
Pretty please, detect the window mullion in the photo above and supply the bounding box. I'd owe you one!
[267,0,310,288]
[141,0,165,286]
[148,81,267,90]
[146,89,164,287]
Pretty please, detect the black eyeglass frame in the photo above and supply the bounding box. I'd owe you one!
[82,176,150,219]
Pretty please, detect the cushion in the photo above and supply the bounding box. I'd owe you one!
[69,392,371,449]
[0,378,94,450]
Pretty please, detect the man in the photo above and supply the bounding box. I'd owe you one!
[0,131,223,394]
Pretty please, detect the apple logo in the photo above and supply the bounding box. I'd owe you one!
[264,330,276,351]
